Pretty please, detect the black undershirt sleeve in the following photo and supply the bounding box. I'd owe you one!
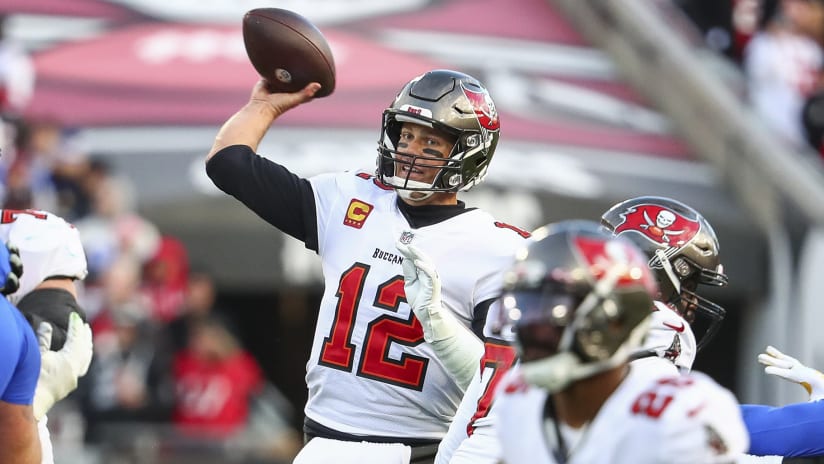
[472,298,495,340]
[206,145,320,252]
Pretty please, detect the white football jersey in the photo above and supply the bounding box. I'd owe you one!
[304,171,529,438]
[495,365,749,464]
[0,209,88,304]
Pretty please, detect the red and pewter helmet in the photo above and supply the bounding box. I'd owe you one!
[498,220,657,392]
[376,69,500,200]
[601,196,728,351]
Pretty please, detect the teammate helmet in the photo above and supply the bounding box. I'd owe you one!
[376,69,500,199]
[499,220,657,393]
[600,196,727,351]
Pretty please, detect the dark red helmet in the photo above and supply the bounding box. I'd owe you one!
[498,220,657,392]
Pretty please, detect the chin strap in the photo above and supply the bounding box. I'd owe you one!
[655,248,682,295]
[389,176,436,202]
[396,188,435,202]
[396,239,482,389]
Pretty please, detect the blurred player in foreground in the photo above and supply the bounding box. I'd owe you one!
[0,242,42,463]
[1,209,94,464]
[492,220,748,463]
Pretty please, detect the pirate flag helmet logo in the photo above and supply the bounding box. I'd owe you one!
[600,196,728,352]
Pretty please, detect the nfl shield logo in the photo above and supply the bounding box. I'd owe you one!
[399,231,415,244]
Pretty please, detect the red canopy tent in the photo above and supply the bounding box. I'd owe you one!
[23,0,688,158]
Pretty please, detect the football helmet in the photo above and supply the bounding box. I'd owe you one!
[376,69,500,201]
[498,220,657,393]
[600,196,728,351]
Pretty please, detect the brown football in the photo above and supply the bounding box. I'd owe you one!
[242,8,336,97]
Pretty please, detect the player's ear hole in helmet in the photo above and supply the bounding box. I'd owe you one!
[499,220,658,393]
[600,196,727,352]
[376,69,500,201]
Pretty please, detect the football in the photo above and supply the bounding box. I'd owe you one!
[242,8,336,98]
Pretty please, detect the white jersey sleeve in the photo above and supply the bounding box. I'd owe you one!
[307,171,346,256]
[0,209,88,304]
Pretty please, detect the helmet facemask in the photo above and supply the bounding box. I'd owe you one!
[377,112,462,201]
[653,249,727,351]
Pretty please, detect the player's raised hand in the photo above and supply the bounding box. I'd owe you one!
[758,345,824,401]
[250,79,321,118]
[396,240,455,343]
[396,236,482,388]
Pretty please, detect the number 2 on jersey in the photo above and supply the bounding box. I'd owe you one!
[319,263,428,390]
[631,376,694,419]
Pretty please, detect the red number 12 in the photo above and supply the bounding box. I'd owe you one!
[319,263,428,390]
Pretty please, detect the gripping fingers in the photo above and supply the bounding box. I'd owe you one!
[758,345,797,368]
[397,242,418,278]
[767,345,801,364]
[402,245,440,294]
[8,243,22,274]
[765,345,786,359]
[758,353,794,370]
[400,244,435,276]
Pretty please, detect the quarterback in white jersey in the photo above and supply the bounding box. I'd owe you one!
[490,221,748,464]
[301,169,525,438]
[0,208,93,464]
[207,70,529,463]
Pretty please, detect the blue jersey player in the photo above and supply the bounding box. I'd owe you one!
[0,243,42,463]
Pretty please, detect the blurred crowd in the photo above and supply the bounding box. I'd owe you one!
[0,14,300,464]
[676,0,824,158]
